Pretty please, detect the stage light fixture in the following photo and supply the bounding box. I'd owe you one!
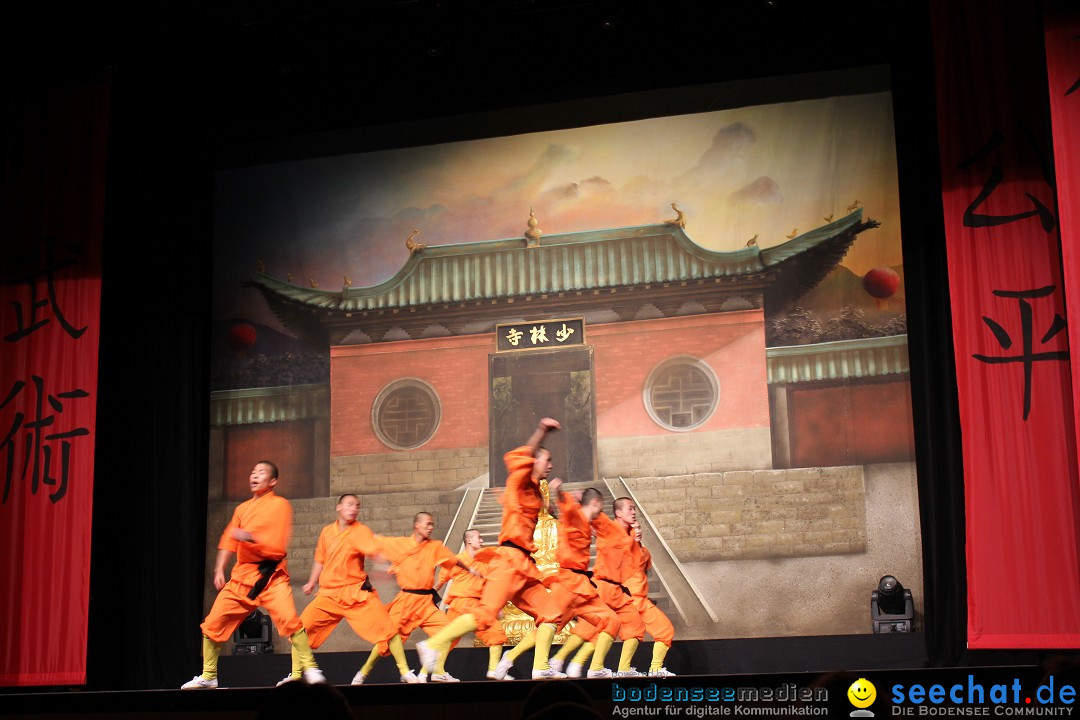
[870,575,914,633]
[233,609,273,654]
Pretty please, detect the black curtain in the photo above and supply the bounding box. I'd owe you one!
[87,53,212,690]
[891,14,968,666]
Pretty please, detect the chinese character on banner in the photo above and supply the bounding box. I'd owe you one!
[957,130,1057,233]
[0,376,90,504]
[505,328,523,346]
[529,325,548,345]
[4,237,88,343]
[972,286,1069,421]
[555,323,575,342]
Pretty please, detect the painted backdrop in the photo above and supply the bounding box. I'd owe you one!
[208,83,920,649]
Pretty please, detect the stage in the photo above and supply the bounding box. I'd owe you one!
[7,633,1065,720]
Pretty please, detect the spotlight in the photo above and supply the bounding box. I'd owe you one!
[233,609,273,654]
[871,575,914,633]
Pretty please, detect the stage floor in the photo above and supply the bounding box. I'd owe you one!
[3,634,1069,720]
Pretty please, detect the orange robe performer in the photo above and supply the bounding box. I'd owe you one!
[625,538,676,677]
[357,512,472,683]
[544,488,621,678]
[440,531,513,679]
[182,461,323,689]
[418,418,566,680]
[592,497,647,676]
[291,494,412,685]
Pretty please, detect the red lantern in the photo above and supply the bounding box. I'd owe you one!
[862,267,900,299]
[227,322,257,355]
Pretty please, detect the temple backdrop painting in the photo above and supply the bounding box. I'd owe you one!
[208,82,920,651]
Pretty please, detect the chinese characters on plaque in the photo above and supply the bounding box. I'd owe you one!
[496,317,585,352]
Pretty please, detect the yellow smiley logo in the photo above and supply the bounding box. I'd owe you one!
[848,678,877,709]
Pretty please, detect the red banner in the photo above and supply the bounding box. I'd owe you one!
[0,83,108,685]
[1045,3,1080,504]
[932,0,1080,648]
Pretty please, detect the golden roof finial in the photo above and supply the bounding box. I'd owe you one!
[286,272,294,284]
[309,278,319,288]
[256,259,266,273]
[664,202,686,228]
[406,228,426,254]
[343,275,352,289]
[525,207,542,247]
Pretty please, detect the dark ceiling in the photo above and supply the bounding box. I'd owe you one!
[12,0,923,149]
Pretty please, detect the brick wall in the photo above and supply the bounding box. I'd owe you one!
[330,447,487,495]
[624,465,866,561]
[598,427,772,478]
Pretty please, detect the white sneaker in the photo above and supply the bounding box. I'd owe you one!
[429,672,460,683]
[549,657,565,673]
[615,667,642,677]
[276,675,299,687]
[492,651,514,680]
[181,675,218,689]
[487,670,515,680]
[302,668,326,684]
[350,671,366,685]
[532,668,568,679]
[566,662,584,678]
[416,641,437,674]
[649,667,677,678]
[587,668,613,679]
[400,670,423,684]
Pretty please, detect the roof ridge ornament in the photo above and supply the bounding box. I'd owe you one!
[664,202,686,228]
[405,228,426,254]
[525,207,542,247]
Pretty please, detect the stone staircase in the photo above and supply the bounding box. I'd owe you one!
[460,482,680,627]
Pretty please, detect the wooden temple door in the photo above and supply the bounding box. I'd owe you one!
[488,345,596,487]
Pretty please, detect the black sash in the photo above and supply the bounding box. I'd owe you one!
[598,576,631,597]
[569,567,597,588]
[361,578,373,592]
[246,559,282,600]
[500,540,537,564]
[403,588,443,606]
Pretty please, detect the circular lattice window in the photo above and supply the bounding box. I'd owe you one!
[643,357,719,431]
[371,379,441,450]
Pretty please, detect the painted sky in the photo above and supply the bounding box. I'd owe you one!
[214,91,902,334]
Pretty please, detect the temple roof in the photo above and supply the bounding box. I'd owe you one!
[245,209,878,345]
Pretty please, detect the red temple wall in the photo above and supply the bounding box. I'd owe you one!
[331,334,491,457]
[589,310,769,437]
[788,378,916,467]
[222,420,316,500]
[329,310,769,457]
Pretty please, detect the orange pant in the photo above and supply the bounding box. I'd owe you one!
[474,546,561,631]
[546,570,621,639]
[632,595,674,646]
[597,580,645,641]
[446,597,507,647]
[386,591,450,640]
[300,589,396,654]
[201,569,302,643]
